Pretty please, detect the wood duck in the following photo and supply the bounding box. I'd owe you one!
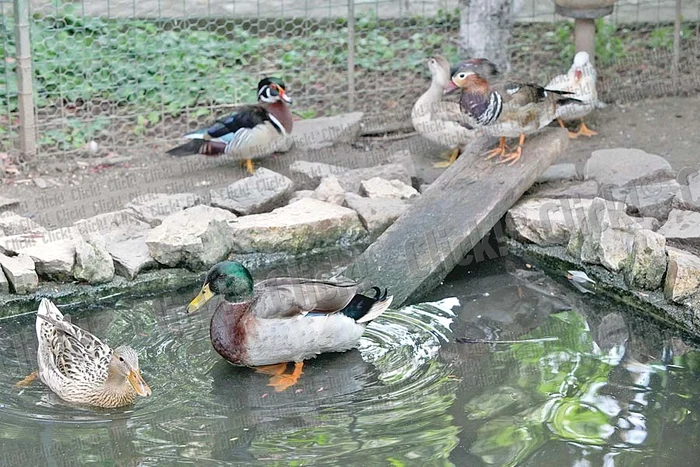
[445,58,581,165]
[546,51,601,138]
[167,77,293,173]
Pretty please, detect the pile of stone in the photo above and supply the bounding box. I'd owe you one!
[507,148,700,310]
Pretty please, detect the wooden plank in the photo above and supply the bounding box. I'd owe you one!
[344,127,569,307]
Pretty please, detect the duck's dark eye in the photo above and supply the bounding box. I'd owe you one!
[458,73,466,79]
[119,356,124,362]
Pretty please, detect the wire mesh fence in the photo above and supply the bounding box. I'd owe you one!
[0,0,698,160]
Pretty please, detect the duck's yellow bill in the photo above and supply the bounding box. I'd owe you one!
[187,283,214,314]
[128,369,152,397]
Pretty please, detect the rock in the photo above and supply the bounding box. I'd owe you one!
[605,180,680,221]
[0,212,47,236]
[229,198,366,254]
[344,193,409,239]
[0,253,38,294]
[625,230,667,290]
[288,190,315,204]
[0,226,82,255]
[0,268,8,293]
[126,193,203,227]
[360,177,419,200]
[288,161,348,190]
[632,217,660,231]
[107,236,157,280]
[528,180,599,200]
[290,112,364,149]
[664,247,700,303]
[20,240,76,281]
[0,196,20,212]
[33,178,49,189]
[537,163,578,184]
[584,148,674,188]
[506,197,635,247]
[313,177,345,205]
[383,149,418,178]
[578,198,635,272]
[337,164,413,194]
[210,168,294,215]
[673,170,700,212]
[146,205,236,271]
[658,209,700,250]
[73,233,115,285]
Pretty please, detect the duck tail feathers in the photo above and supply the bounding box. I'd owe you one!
[356,295,393,324]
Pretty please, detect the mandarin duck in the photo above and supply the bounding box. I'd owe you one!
[186,261,393,392]
[167,77,293,174]
[445,58,581,165]
[19,298,151,408]
[546,51,602,138]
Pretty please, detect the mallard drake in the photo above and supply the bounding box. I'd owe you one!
[166,77,293,174]
[186,261,393,392]
[546,51,600,138]
[25,298,151,408]
[445,58,581,165]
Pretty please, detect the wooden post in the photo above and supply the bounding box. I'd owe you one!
[347,0,355,112]
[458,0,514,73]
[13,0,37,160]
[344,128,570,307]
[673,0,682,68]
[574,18,596,65]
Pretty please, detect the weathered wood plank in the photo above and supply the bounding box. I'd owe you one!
[345,127,569,307]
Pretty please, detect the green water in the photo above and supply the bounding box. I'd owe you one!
[0,257,699,466]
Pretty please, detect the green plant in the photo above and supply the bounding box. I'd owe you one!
[552,19,626,66]
[648,24,693,49]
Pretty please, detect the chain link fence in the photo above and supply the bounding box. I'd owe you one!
[0,0,698,159]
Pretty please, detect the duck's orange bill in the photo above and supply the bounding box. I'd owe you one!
[127,369,152,397]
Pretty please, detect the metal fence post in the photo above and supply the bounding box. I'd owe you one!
[13,0,37,159]
[347,0,355,112]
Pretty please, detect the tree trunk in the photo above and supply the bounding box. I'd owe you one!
[458,0,514,73]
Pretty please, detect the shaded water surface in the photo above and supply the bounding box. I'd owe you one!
[1,257,699,466]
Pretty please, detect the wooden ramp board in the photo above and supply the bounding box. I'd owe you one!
[344,127,569,307]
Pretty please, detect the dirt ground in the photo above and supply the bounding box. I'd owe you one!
[1,94,699,231]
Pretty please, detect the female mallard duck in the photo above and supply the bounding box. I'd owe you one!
[28,298,151,408]
[166,77,293,174]
[546,51,602,138]
[186,261,393,392]
[445,58,581,165]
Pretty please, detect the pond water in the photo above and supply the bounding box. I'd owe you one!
[1,256,699,466]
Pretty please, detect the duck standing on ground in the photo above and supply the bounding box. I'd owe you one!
[21,298,151,408]
[186,261,393,392]
[546,51,601,138]
[445,58,581,165]
[166,77,293,174]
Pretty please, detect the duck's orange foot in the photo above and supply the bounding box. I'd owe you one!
[575,121,598,138]
[16,370,38,388]
[240,159,256,174]
[254,362,304,392]
[498,134,525,166]
[433,147,461,168]
[482,137,509,160]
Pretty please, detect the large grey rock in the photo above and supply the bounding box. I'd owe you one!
[0,267,8,293]
[107,236,157,280]
[506,197,635,247]
[0,212,46,237]
[210,168,294,215]
[664,247,700,303]
[360,177,420,200]
[19,240,76,281]
[536,163,578,184]
[126,193,203,227]
[338,164,413,194]
[658,209,700,249]
[73,232,115,285]
[288,161,348,190]
[290,112,364,149]
[229,198,366,254]
[673,170,700,212]
[605,180,680,221]
[0,253,38,294]
[584,148,674,188]
[288,190,315,204]
[580,227,635,272]
[344,193,409,238]
[383,149,418,178]
[530,180,599,200]
[146,205,236,270]
[625,229,667,290]
[313,177,345,205]
[632,217,660,232]
[74,210,148,239]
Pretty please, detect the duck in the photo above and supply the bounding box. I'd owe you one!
[445,58,581,165]
[22,298,151,408]
[186,261,393,392]
[166,77,294,174]
[545,51,601,138]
